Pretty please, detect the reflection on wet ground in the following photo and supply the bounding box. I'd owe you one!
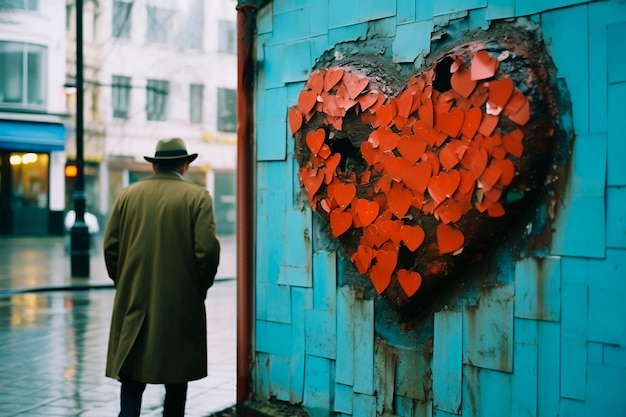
[0,282,236,416]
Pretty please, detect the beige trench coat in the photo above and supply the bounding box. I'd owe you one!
[104,172,220,384]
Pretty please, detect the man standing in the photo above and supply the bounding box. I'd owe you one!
[104,138,221,417]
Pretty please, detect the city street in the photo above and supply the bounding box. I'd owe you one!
[0,235,237,417]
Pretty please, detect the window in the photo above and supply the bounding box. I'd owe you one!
[112,1,132,39]
[147,6,173,45]
[0,41,46,109]
[218,20,236,54]
[1,0,38,10]
[112,75,131,119]
[176,0,204,50]
[217,88,236,132]
[146,79,169,121]
[189,84,203,124]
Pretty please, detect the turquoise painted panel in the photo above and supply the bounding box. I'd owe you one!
[538,321,560,417]
[256,189,285,285]
[278,208,312,283]
[561,256,589,286]
[468,7,489,30]
[353,298,375,395]
[279,264,312,287]
[462,366,511,417]
[358,0,396,22]
[561,283,587,400]
[328,0,361,29]
[587,248,626,345]
[265,283,292,323]
[586,363,626,415]
[397,0,416,24]
[269,355,291,401]
[550,195,605,259]
[607,187,626,249]
[588,7,607,134]
[393,21,434,63]
[258,160,292,190]
[514,256,561,322]
[367,16,397,38]
[395,347,427,401]
[516,0,592,16]
[588,341,603,364]
[607,82,626,186]
[282,41,313,83]
[290,287,312,403]
[313,250,337,311]
[257,120,287,161]
[305,308,337,359]
[309,34,330,64]
[485,0,515,20]
[256,282,268,320]
[256,320,292,357]
[352,393,377,417]
[310,1,329,37]
[568,134,607,197]
[257,4,273,35]
[604,344,626,368]
[542,6,590,135]
[255,352,271,400]
[512,337,538,417]
[559,398,587,417]
[333,383,353,414]
[433,0,486,15]
[433,311,462,414]
[373,342,388,414]
[416,0,435,21]
[514,317,538,344]
[263,44,287,89]
[273,8,310,43]
[607,22,626,83]
[303,355,332,414]
[328,23,368,45]
[336,286,355,386]
[273,0,297,14]
[463,283,514,372]
[258,87,288,124]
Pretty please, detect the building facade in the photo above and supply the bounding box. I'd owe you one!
[65,0,238,235]
[0,0,68,235]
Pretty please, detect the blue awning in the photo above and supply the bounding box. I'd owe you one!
[0,120,66,152]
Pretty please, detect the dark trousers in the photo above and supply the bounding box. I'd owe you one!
[119,379,188,417]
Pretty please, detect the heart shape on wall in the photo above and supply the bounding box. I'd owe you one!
[290,29,561,312]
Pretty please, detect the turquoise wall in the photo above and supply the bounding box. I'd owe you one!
[252,1,626,416]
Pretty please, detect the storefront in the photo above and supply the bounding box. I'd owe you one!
[0,119,66,235]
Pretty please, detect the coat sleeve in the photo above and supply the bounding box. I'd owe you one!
[103,199,122,283]
[194,191,221,294]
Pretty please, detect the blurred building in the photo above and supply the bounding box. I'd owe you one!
[0,0,68,235]
[65,0,238,235]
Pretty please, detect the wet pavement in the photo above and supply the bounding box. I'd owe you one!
[0,235,237,417]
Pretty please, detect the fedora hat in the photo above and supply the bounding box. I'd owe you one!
[144,138,198,163]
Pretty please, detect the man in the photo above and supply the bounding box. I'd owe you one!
[104,138,221,417]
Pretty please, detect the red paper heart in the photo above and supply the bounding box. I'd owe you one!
[291,31,561,308]
[428,170,461,204]
[356,199,379,226]
[398,269,423,297]
[331,182,357,209]
[330,209,352,237]
[305,128,326,156]
[437,223,465,254]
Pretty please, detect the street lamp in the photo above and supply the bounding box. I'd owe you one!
[70,0,90,277]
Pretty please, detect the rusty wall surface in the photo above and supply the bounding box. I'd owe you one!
[252,1,626,416]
